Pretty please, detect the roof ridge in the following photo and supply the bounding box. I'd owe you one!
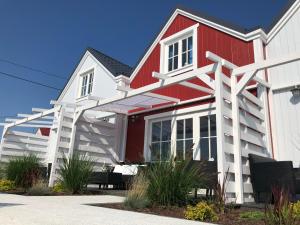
[87,47,132,70]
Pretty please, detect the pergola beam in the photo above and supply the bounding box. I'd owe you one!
[232,52,300,76]
[235,70,258,95]
[5,118,53,125]
[17,114,54,120]
[117,85,180,103]
[76,63,216,113]
[0,123,52,128]
[152,72,215,94]
[5,106,61,129]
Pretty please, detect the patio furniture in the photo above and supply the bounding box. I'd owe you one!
[191,160,218,198]
[113,164,139,189]
[248,154,300,203]
[88,172,123,189]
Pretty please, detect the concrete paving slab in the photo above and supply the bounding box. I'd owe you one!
[0,193,214,225]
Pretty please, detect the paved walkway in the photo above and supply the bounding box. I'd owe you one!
[0,193,213,225]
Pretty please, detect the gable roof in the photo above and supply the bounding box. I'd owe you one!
[57,47,132,101]
[87,47,132,77]
[129,1,299,82]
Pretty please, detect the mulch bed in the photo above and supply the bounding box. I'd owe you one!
[92,203,300,225]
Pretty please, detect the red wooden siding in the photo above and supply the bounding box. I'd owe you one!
[126,13,256,162]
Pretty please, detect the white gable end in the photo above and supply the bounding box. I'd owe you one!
[58,51,118,104]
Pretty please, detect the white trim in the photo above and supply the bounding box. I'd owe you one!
[272,82,300,92]
[159,24,198,76]
[159,24,199,44]
[267,0,300,43]
[144,102,215,121]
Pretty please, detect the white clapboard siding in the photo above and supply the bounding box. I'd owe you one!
[0,130,49,163]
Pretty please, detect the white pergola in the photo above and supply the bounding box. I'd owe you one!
[1,51,300,203]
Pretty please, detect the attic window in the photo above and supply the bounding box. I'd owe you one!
[80,72,94,97]
[160,24,198,76]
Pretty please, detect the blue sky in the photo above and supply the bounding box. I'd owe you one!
[0,0,288,131]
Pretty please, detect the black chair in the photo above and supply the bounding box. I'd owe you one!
[249,154,297,203]
[88,172,123,189]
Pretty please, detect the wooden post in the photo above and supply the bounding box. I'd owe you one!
[214,62,226,187]
[231,73,244,204]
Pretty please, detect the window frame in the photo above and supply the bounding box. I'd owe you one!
[176,118,194,160]
[78,70,94,98]
[149,118,172,161]
[199,114,217,161]
[159,24,198,77]
[144,104,216,162]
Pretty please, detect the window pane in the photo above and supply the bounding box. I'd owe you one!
[185,139,194,159]
[151,143,160,161]
[200,138,209,160]
[185,118,193,139]
[162,120,171,141]
[174,56,178,70]
[161,141,171,161]
[188,36,193,50]
[152,122,161,142]
[176,140,184,161]
[210,137,217,161]
[182,52,187,67]
[210,115,217,136]
[168,58,173,72]
[188,51,193,64]
[177,120,184,140]
[182,38,187,52]
[169,45,173,58]
[174,42,178,56]
[200,116,209,137]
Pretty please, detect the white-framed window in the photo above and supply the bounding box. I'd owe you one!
[199,114,217,161]
[145,105,217,162]
[160,24,198,76]
[150,119,171,161]
[176,118,193,160]
[80,72,94,97]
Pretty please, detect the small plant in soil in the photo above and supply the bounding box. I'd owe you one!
[124,171,150,209]
[58,153,94,194]
[6,154,42,189]
[240,211,264,220]
[264,186,297,225]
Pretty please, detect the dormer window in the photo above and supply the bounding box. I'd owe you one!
[160,24,198,76]
[80,71,94,97]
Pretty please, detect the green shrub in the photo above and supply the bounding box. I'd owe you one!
[58,153,94,194]
[124,172,150,209]
[185,201,218,222]
[6,155,41,188]
[52,182,65,193]
[145,156,202,206]
[27,180,52,196]
[292,201,300,219]
[240,211,264,220]
[0,179,15,191]
[0,163,6,179]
